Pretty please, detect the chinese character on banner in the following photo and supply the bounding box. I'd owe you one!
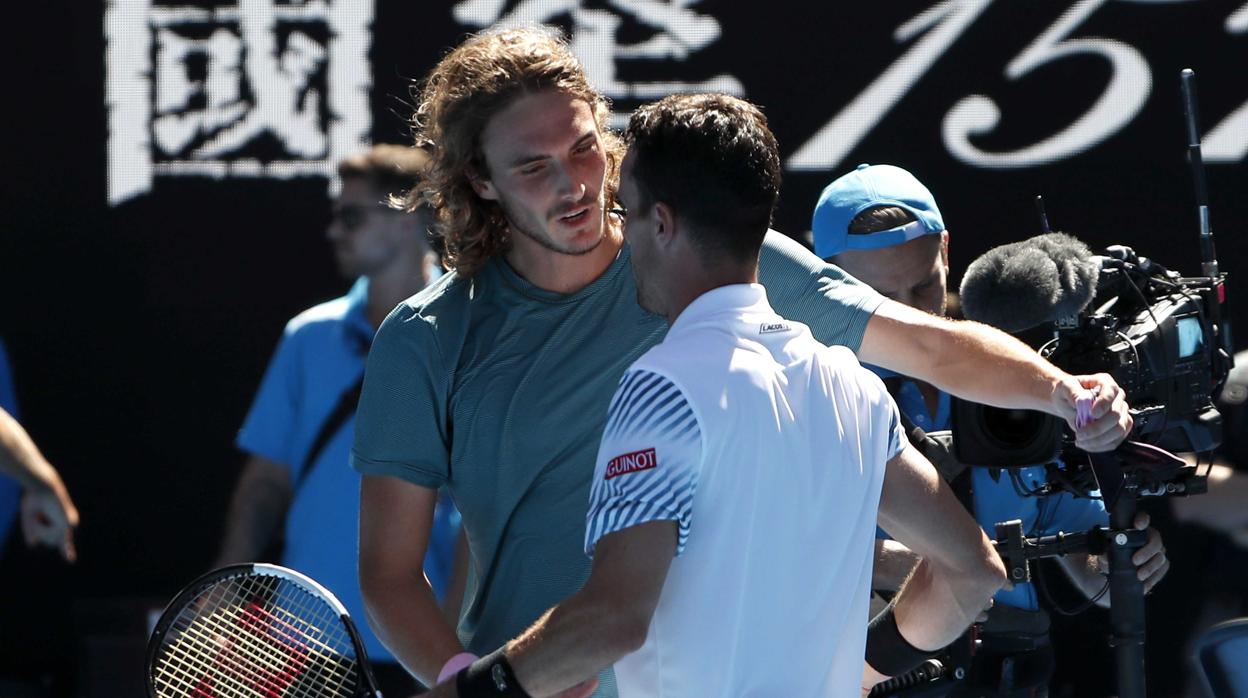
[453,0,744,127]
[105,0,373,205]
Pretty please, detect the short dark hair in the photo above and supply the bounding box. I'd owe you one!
[848,205,915,234]
[338,144,430,203]
[827,206,925,265]
[625,93,781,264]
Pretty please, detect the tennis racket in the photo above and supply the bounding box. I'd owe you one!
[146,563,384,698]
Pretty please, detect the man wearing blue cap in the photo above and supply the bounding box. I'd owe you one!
[812,164,1170,697]
[812,164,951,321]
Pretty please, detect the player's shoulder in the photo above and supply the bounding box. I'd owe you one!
[395,269,470,318]
[378,272,470,335]
[759,227,807,257]
[605,362,701,446]
[368,271,479,369]
[616,344,713,429]
[813,342,892,397]
[815,342,862,368]
[629,329,706,383]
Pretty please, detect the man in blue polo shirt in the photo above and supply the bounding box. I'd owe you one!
[812,164,1170,696]
[216,145,462,695]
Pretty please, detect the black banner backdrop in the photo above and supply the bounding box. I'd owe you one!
[0,0,1244,690]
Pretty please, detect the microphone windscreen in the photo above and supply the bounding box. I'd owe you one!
[960,233,1098,332]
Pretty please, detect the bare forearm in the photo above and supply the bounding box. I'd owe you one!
[215,467,290,566]
[873,539,921,592]
[0,409,60,491]
[441,529,470,627]
[892,559,995,651]
[861,305,1061,412]
[862,301,1133,451]
[361,571,464,686]
[931,321,1061,411]
[506,589,642,697]
[877,445,1005,651]
[497,521,673,697]
[2,409,79,560]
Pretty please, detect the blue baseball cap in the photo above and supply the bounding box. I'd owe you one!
[811,163,945,259]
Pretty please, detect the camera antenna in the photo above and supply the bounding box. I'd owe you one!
[1181,69,1218,277]
[1034,195,1053,234]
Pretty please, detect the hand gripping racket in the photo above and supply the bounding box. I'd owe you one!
[146,563,384,698]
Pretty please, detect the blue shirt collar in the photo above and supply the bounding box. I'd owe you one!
[345,277,374,336]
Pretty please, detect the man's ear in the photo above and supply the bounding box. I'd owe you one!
[469,170,499,201]
[654,201,677,249]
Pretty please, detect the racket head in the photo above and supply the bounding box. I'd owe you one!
[146,563,380,698]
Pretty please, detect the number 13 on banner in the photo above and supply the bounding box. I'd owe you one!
[788,0,1248,171]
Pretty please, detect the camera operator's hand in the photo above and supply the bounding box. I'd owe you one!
[1053,373,1132,452]
[1095,512,1169,593]
[1131,512,1168,593]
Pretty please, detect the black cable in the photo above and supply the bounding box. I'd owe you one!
[1008,468,1045,499]
[1034,551,1110,617]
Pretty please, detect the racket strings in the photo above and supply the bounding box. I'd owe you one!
[152,572,361,697]
[158,577,355,698]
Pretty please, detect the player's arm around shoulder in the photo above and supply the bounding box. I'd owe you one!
[858,300,1132,452]
[506,521,677,698]
[428,369,699,697]
[423,521,676,698]
[757,230,882,349]
[859,300,1055,411]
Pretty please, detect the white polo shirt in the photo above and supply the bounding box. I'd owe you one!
[585,283,904,697]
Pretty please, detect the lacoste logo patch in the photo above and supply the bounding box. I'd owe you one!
[760,322,790,334]
[605,448,658,480]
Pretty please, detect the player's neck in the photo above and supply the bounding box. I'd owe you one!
[505,223,624,296]
[665,263,758,324]
[365,253,430,328]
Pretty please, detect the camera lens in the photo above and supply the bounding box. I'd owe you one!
[952,399,1063,467]
[982,408,1050,448]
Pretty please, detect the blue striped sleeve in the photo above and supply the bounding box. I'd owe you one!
[586,370,703,558]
